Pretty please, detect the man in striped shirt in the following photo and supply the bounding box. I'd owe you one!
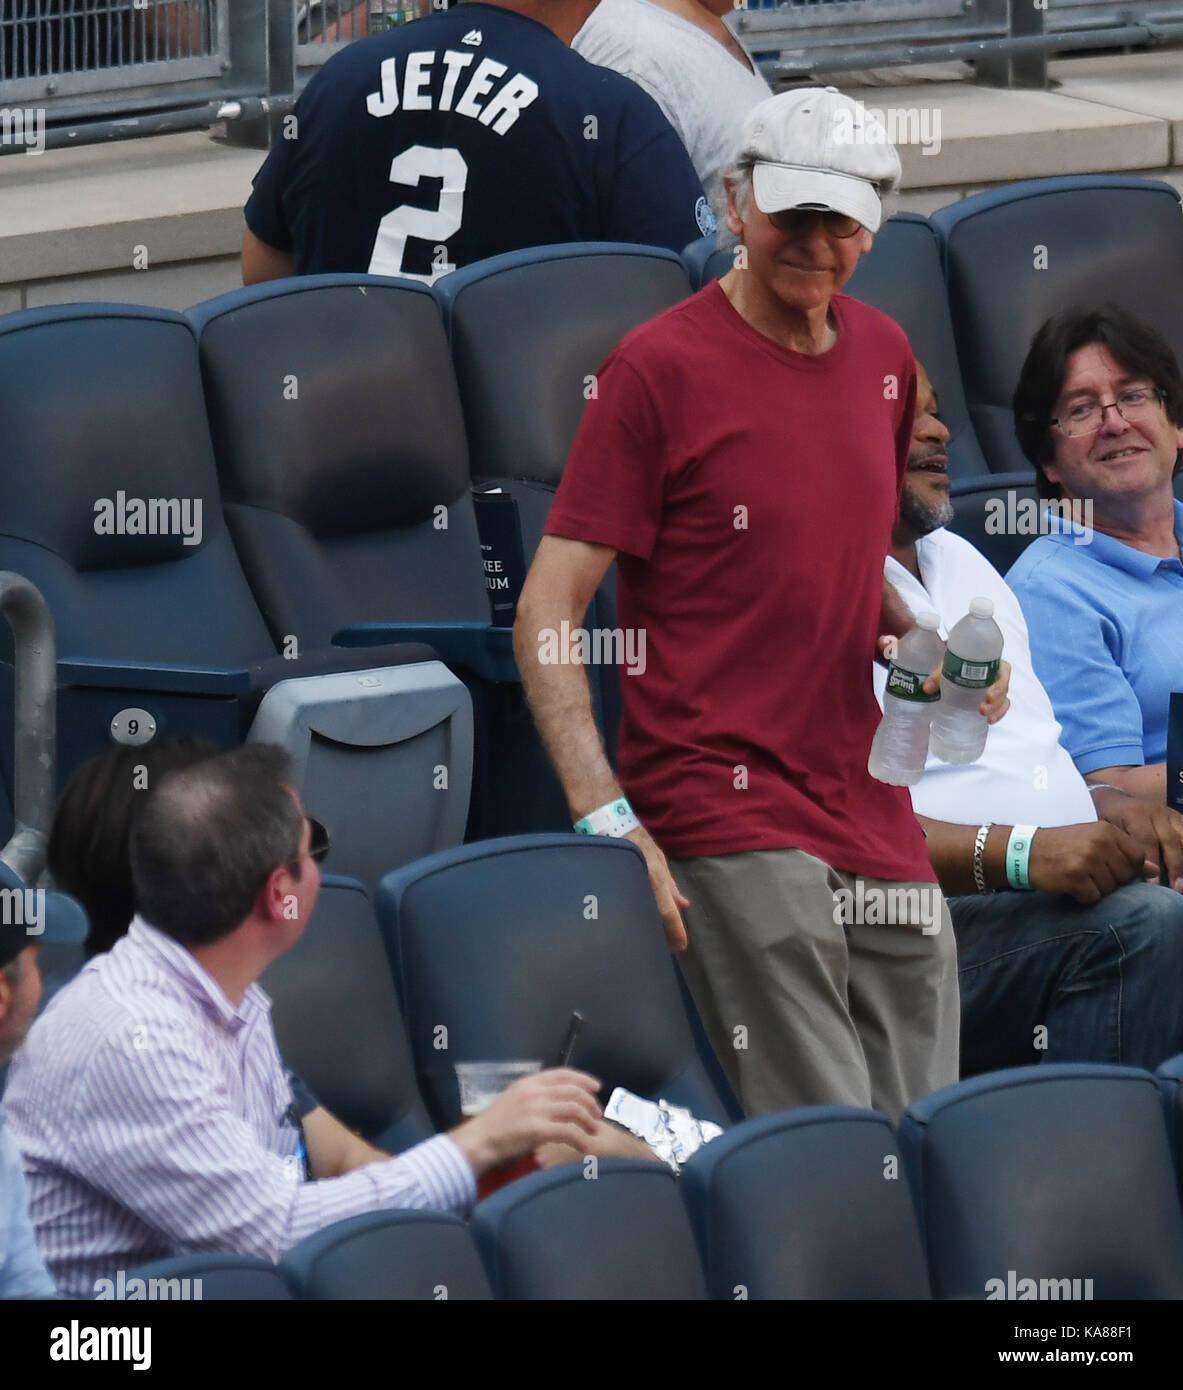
[5,744,601,1298]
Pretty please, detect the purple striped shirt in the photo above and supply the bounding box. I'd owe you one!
[4,917,474,1297]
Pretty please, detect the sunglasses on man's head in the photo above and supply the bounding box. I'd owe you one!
[767,207,863,239]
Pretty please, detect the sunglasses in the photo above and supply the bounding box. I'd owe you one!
[307,817,331,864]
[767,207,863,239]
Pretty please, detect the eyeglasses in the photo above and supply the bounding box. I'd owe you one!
[1050,386,1165,438]
[767,207,863,239]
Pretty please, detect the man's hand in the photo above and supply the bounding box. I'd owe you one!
[876,630,1012,726]
[534,1118,655,1169]
[919,658,1012,724]
[626,824,690,953]
[1027,822,1147,904]
[1092,789,1183,892]
[447,1069,602,1177]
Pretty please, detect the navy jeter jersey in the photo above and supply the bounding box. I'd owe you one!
[245,2,715,283]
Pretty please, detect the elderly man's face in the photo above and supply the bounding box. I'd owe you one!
[1045,342,1183,507]
[726,183,872,317]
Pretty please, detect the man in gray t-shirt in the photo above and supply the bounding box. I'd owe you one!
[574,0,770,216]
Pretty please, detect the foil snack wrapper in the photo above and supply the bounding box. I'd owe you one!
[604,1087,724,1172]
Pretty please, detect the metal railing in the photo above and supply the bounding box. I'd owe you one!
[1,0,227,105]
[1,0,1180,150]
[0,574,56,889]
[732,0,1183,85]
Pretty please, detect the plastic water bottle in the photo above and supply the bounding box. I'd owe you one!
[929,597,1004,764]
[868,612,945,786]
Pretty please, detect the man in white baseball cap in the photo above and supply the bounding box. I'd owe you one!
[517,85,1009,1120]
[721,86,902,355]
[741,85,901,234]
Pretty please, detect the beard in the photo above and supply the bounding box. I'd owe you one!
[899,478,954,537]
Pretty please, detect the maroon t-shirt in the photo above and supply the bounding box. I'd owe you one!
[545,279,934,882]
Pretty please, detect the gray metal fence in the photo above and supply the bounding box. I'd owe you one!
[1,0,227,104]
[0,0,1180,148]
[733,0,1183,82]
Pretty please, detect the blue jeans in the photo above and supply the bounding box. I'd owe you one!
[951,880,1183,1075]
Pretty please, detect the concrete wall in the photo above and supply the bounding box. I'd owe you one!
[2,50,1182,314]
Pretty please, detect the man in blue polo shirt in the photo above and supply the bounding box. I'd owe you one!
[1008,306,1183,808]
[242,0,714,286]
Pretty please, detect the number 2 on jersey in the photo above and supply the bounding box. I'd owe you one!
[369,145,468,285]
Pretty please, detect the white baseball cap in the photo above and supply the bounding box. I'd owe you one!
[739,87,902,234]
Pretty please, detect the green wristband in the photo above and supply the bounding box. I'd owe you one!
[1006,825,1037,891]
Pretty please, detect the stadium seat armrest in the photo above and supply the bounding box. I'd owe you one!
[332,622,519,684]
[56,658,253,696]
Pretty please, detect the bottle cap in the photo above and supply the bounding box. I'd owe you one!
[969,597,995,619]
[916,611,941,630]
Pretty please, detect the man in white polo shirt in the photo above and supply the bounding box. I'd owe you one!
[876,362,1183,1074]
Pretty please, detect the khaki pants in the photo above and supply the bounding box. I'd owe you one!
[669,847,960,1122]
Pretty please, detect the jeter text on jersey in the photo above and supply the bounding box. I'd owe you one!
[366,51,539,135]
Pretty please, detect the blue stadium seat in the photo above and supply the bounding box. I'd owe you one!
[260,875,434,1153]
[684,216,989,480]
[0,304,275,754]
[844,213,988,480]
[282,1210,492,1300]
[376,834,742,1131]
[119,1252,292,1300]
[189,275,561,845]
[437,244,694,765]
[932,176,1183,475]
[243,662,472,894]
[31,890,88,1009]
[189,277,487,655]
[1154,1053,1183,1202]
[470,1160,707,1299]
[947,471,1040,574]
[436,243,691,521]
[0,303,437,848]
[899,1064,1183,1300]
[680,1108,930,1299]
[190,277,482,885]
[682,235,732,290]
